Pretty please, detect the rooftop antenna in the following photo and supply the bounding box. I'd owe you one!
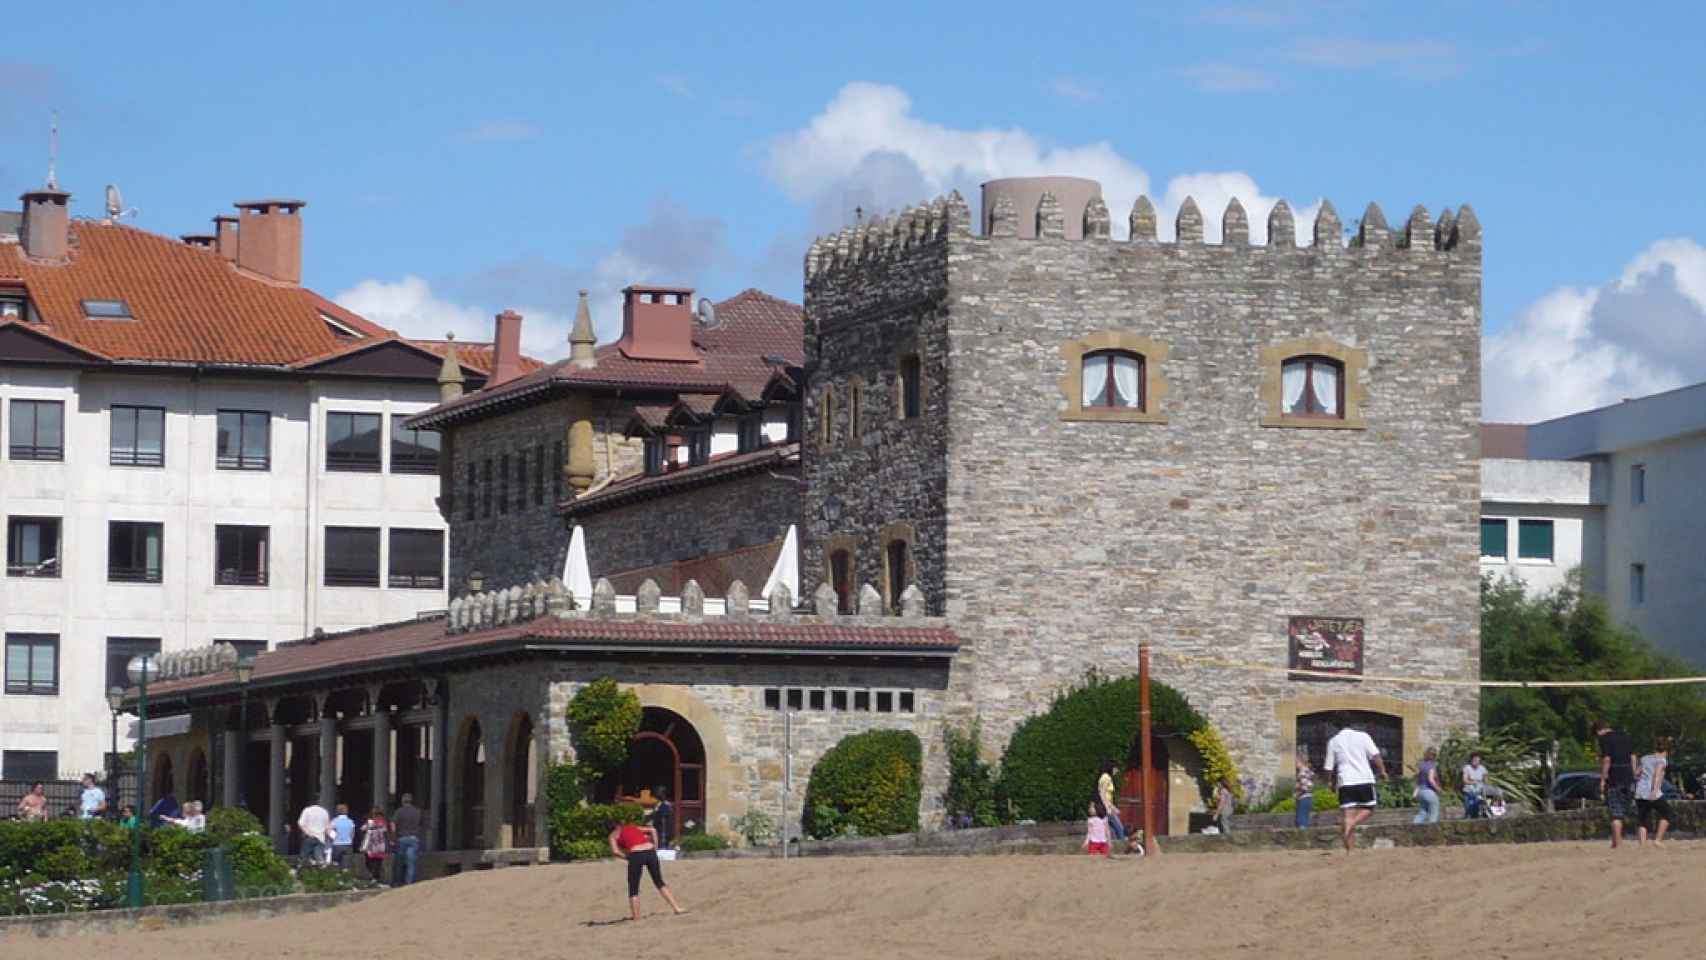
[46,111,59,190]
[695,297,720,330]
[104,184,138,223]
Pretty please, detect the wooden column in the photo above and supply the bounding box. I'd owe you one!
[318,708,338,810]
[371,701,392,815]
[267,719,287,853]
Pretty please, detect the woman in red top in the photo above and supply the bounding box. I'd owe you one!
[607,818,688,921]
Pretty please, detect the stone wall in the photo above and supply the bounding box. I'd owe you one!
[802,191,1484,794]
[445,396,643,593]
[577,468,801,579]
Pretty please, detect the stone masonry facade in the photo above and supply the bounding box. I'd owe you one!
[802,190,1484,796]
[574,469,801,579]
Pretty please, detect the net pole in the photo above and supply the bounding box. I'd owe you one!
[1139,642,1160,857]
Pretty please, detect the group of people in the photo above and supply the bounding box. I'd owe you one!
[10,773,199,831]
[1596,719,1675,849]
[293,794,424,884]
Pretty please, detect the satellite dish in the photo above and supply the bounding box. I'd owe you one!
[696,297,720,329]
[104,184,137,222]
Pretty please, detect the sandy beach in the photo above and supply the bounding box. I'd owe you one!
[14,841,1703,959]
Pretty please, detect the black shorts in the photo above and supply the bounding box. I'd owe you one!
[1636,797,1673,830]
[626,849,665,897]
[1337,783,1377,809]
[1605,784,1635,820]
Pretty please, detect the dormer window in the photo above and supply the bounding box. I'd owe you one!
[0,295,27,322]
[644,438,665,476]
[737,413,764,453]
[322,314,362,341]
[688,430,711,467]
[81,299,133,320]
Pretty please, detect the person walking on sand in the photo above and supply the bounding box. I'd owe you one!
[1595,718,1637,849]
[1096,761,1129,850]
[1084,798,1112,857]
[1324,715,1386,853]
[608,818,688,921]
[1413,747,1443,824]
[360,807,390,884]
[1294,749,1315,830]
[1635,737,1673,849]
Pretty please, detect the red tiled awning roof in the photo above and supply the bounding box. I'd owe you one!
[136,606,957,705]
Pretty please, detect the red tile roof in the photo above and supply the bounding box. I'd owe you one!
[139,609,958,703]
[1,219,543,374]
[560,443,799,517]
[409,289,802,428]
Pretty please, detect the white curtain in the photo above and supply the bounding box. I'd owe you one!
[1311,362,1339,414]
[1281,361,1308,413]
[1112,354,1140,407]
[1082,355,1109,406]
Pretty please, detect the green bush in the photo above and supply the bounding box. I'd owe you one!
[548,803,643,860]
[803,730,922,839]
[994,671,1226,823]
[565,839,611,861]
[1267,785,1338,814]
[567,679,643,782]
[297,864,368,893]
[942,723,999,828]
[205,807,266,844]
[227,833,293,894]
[146,827,215,879]
[731,810,775,846]
[543,762,583,815]
[677,833,727,852]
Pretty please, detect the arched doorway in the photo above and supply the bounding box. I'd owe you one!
[1119,735,1171,838]
[615,708,705,842]
[457,718,486,849]
[505,713,537,848]
[186,748,208,806]
[152,752,176,807]
[1297,710,1404,775]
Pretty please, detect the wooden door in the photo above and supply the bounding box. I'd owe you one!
[1118,736,1170,837]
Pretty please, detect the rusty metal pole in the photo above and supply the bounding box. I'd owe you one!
[1139,643,1160,857]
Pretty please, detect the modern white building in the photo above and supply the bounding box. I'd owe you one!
[1479,438,1601,597]
[1,184,532,780]
[1525,382,1706,665]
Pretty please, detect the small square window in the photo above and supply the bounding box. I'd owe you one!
[899,691,915,713]
[325,526,380,587]
[108,521,163,583]
[388,528,444,589]
[6,516,60,577]
[1,749,58,781]
[326,412,382,472]
[217,410,271,470]
[831,690,848,711]
[5,633,58,695]
[763,688,781,710]
[81,299,133,319]
[854,691,870,712]
[110,405,166,468]
[809,689,826,711]
[8,399,64,461]
[215,525,269,586]
[876,691,894,713]
[786,688,803,710]
[390,415,441,475]
[1517,519,1554,562]
[1479,518,1508,561]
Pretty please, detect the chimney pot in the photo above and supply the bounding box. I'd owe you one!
[617,285,699,363]
[19,187,72,261]
[213,215,239,261]
[232,199,305,283]
[490,310,524,386]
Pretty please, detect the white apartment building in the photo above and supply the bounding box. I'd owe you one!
[1525,382,1706,665]
[1,185,532,779]
[1479,446,1601,597]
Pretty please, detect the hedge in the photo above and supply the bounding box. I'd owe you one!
[993,671,1236,823]
[803,729,922,839]
[547,803,644,860]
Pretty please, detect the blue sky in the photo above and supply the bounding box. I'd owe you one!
[4,1,1703,421]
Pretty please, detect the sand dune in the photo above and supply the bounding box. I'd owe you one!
[19,841,1705,959]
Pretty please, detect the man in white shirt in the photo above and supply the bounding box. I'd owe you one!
[297,802,333,867]
[1322,715,1387,853]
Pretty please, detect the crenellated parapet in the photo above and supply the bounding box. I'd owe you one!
[804,189,1481,293]
[446,577,937,634]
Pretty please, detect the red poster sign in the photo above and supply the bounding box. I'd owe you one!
[1288,616,1364,679]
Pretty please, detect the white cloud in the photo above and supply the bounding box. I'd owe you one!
[1045,77,1101,103]
[1484,238,1706,421]
[1176,63,1280,94]
[333,275,570,361]
[761,83,1323,245]
[453,119,542,143]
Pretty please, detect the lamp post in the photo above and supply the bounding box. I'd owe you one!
[106,686,125,796]
[234,657,255,809]
[124,654,157,909]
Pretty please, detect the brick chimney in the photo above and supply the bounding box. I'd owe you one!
[232,199,305,283]
[19,186,71,261]
[617,286,699,363]
[180,234,216,250]
[213,215,239,261]
[489,310,524,386]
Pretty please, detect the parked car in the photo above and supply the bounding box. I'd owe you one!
[1549,771,1681,810]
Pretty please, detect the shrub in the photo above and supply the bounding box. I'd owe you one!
[731,809,775,846]
[802,730,922,840]
[567,679,643,783]
[994,671,1232,822]
[146,827,215,879]
[1267,785,1338,815]
[226,833,293,895]
[1186,727,1243,802]
[564,839,610,861]
[205,807,266,844]
[297,864,367,893]
[942,723,999,828]
[543,763,583,816]
[677,833,727,852]
[548,803,643,860]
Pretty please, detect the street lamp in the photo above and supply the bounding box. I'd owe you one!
[124,654,158,909]
[106,686,125,799]
[234,657,255,809]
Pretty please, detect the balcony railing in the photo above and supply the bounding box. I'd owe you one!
[216,453,270,471]
[110,449,165,468]
[8,444,63,462]
[216,568,268,587]
[325,567,380,587]
[388,572,445,590]
[5,556,59,578]
[109,565,163,584]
